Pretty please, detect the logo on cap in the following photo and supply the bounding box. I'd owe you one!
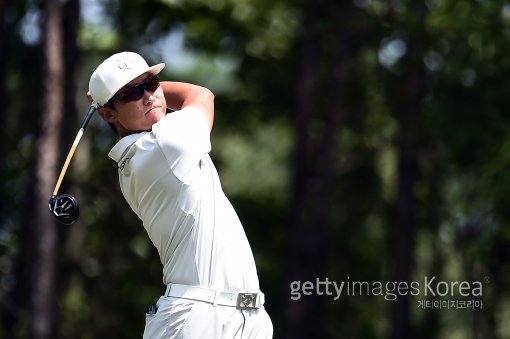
[117,59,132,70]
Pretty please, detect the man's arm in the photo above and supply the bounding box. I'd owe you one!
[160,81,214,131]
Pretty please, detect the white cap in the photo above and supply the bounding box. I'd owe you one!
[89,51,165,106]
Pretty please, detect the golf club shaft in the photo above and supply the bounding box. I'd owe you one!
[51,105,97,196]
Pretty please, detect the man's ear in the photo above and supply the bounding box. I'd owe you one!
[98,106,118,123]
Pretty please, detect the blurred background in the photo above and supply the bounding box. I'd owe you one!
[1,0,510,338]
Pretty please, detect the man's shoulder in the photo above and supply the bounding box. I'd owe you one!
[108,132,147,163]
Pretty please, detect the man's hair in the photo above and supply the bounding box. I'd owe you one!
[108,122,118,134]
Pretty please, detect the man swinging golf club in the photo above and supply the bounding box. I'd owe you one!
[88,51,273,338]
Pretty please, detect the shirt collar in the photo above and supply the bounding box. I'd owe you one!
[108,132,147,163]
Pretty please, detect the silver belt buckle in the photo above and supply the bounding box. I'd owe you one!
[237,293,258,309]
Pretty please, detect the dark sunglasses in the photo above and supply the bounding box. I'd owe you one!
[108,75,160,105]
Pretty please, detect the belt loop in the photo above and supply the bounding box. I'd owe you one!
[258,292,265,307]
[165,284,171,297]
[213,290,219,307]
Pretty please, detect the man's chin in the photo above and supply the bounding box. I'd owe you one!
[146,108,165,121]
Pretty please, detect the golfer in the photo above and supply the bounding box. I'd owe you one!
[88,52,273,338]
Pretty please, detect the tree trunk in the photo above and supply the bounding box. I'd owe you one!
[284,1,351,338]
[0,0,5,123]
[0,2,14,336]
[284,14,323,336]
[30,0,64,338]
[390,7,427,338]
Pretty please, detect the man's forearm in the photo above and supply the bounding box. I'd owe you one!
[160,81,215,130]
[160,81,212,110]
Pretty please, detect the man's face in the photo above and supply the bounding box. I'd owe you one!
[100,72,167,134]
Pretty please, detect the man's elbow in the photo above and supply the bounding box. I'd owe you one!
[197,87,214,129]
[200,87,214,102]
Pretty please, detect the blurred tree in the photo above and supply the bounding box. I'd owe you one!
[283,0,354,337]
[30,0,64,337]
[386,1,428,338]
[3,0,510,338]
[0,0,6,134]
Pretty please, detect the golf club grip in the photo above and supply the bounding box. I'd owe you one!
[80,104,97,130]
[51,105,97,196]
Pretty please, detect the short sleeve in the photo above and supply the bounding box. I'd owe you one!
[151,107,211,182]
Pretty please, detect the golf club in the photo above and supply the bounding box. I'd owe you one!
[48,104,97,225]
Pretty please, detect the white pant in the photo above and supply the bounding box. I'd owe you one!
[143,296,273,339]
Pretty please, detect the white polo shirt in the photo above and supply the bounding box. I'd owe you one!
[109,107,260,293]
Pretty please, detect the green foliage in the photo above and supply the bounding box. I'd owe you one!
[3,0,510,338]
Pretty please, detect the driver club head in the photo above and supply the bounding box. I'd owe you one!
[48,194,79,225]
